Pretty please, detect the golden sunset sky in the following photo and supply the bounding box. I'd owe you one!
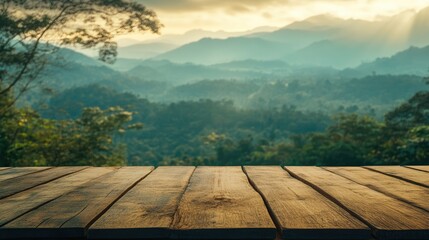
[136,0,429,36]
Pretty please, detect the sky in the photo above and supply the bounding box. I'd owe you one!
[134,0,429,37]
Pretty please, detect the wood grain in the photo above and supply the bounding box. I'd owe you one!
[0,166,87,199]
[0,167,51,182]
[325,167,429,211]
[286,167,429,240]
[171,166,276,240]
[406,165,429,173]
[0,167,114,226]
[88,166,195,239]
[0,167,11,171]
[244,166,370,240]
[0,167,154,240]
[365,166,429,187]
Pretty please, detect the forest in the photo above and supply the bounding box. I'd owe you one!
[1,1,429,167]
[1,83,428,167]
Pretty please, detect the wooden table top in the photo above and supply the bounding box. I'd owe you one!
[0,166,427,240]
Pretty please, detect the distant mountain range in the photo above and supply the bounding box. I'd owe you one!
[145,7,429,68]
[115,27,278,60]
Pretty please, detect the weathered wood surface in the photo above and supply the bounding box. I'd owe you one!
[171,167,276,239]
[1,167,153,240]
[244,166,370,240]
[0,167,51,182]
[325,167,429,211]
[286,166,429,240]
[0,166,86,199]
[406,165,429,173]
[0,167,10,171]
[0,166,428,240]
[0,167,114,226]
[365,166,429,187]
[88,166,195,239]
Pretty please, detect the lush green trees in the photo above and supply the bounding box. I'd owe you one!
[36,83,428,166]
[1,93,141,166]
[281,115,384,166]
[379,89,429,165]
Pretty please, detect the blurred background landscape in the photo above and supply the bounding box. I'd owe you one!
[1,0,428,166]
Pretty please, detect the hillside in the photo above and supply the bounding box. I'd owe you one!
[343,45,429,77]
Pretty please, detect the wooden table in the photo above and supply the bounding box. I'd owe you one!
[0,166,427,240]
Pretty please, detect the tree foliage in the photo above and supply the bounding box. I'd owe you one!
[0,0,161,111]
[1,91,140,166]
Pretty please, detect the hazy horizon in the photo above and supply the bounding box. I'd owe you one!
[120,0,429,41]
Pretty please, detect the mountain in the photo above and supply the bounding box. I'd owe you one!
[117,42,178,60]
[141,27,278,46]
[153,37,291,65]
[343,45,429,77]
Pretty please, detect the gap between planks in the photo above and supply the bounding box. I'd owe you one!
[242,166,283,240]
[0,167,52,182]
[0,167,89,200]
[364,166,429,188]
[405,166,429,173]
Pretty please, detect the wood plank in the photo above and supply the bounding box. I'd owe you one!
[0,167,51,182]
[170,166,276,240]
[88,166,195,239]
[325,167,429,211]
[365,166,429,187]
[0,167,10,171]
[406,165,429,173]
[286,167,429,240]
[244,166,370,240]
[0,166,87,199]
[0,167,115,226]
[0,167,154,240]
